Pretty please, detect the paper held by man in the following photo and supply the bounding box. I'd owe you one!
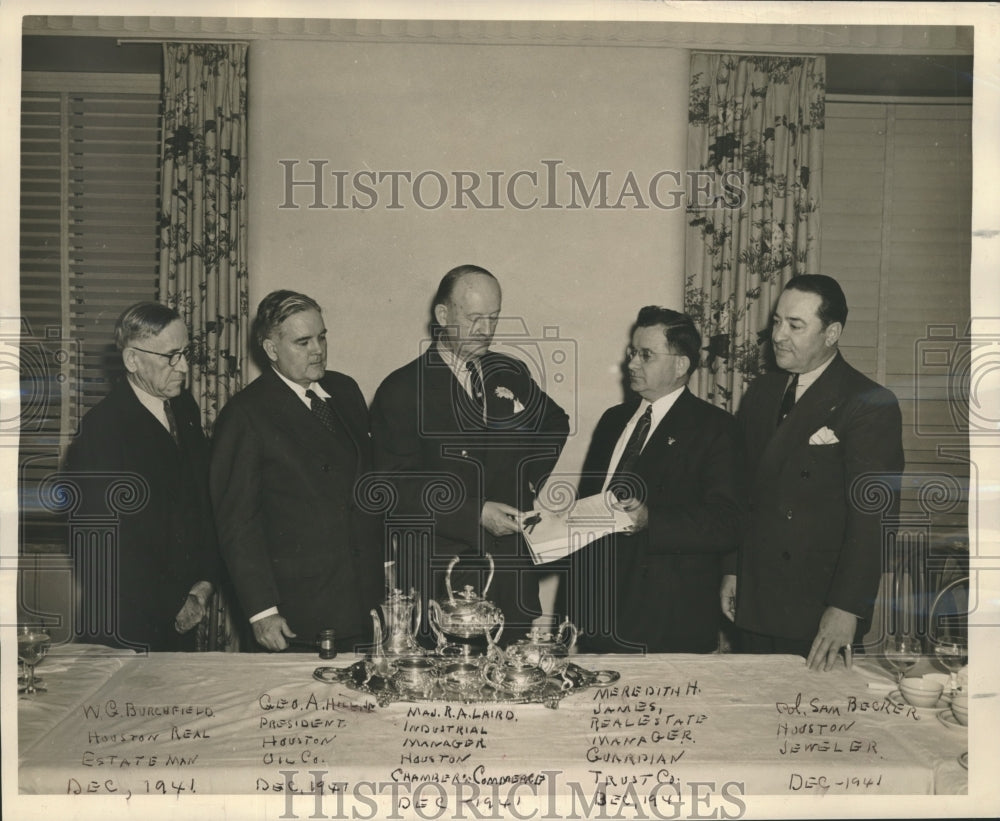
[519,492,634,564]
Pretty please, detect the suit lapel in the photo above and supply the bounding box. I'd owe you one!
[317,374,364,451]
[756,354,848,477]
[116,381,180,454]
[258,368,353,463]
[422,347,483,433]
[634,388,694,478]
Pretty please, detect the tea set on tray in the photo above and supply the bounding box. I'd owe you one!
[313,554,619,707]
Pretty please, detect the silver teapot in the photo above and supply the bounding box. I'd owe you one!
[506,617,578,676]
[428,554,504,652]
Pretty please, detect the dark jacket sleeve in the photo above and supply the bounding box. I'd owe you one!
[825,386,905,618]
[369,371,485,546]
[209,399,281,618]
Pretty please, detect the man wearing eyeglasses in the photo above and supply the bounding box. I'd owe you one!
[569,306,744,653]
[64,302,220,651]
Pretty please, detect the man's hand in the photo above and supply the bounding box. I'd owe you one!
[174,580,213,633]
[252,614,297,652]
[720,574,737,622]
[806,606,858,672]
[611,496,648,532]
[481,501,523,537]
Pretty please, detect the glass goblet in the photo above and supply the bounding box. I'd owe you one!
[933,640,968,694]
[17,626,51,695]
[883,636,922,685]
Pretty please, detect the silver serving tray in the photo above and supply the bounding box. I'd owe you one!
[313,660,619,709]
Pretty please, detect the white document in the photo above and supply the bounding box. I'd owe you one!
[519,492,635,565]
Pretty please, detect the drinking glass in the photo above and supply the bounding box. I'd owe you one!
[932,639,968,695]
[17,625,51,695]
[883,635,922,685]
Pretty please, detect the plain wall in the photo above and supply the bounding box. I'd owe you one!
[248,39,690,480]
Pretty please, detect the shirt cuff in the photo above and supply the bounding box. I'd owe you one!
[250,607,279,623]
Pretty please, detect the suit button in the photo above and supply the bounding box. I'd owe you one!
[321,464,331,472]
[800,469,810,479]
[785,509,793,520]
[781,551,791,560]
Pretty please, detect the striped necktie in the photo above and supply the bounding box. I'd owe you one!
[608,405,653,501]
[163,399,179,444]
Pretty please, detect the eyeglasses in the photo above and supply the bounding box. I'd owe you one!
[130,344,191,367]
[625,346,677,364]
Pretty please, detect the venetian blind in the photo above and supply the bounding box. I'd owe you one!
[19,73,162,544]
[821,100,971,534]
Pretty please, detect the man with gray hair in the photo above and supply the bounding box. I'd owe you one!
[65,302,219,650]
[211,290,382,652]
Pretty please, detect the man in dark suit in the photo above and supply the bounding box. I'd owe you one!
[65,302,220,651]
[210,290,382,652]
[570,307,744,653]
[370,265,569,640]
[723,274,904,671]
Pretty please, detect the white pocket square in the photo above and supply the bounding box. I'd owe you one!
[809,426,839,445]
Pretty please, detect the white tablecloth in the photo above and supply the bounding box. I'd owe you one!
[17,649,970,805]
[18,644,134,753]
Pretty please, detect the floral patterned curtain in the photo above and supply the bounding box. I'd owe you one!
[159,43,249,431]
[685,54,825,411]
[159,43,249,652]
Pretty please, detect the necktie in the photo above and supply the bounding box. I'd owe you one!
[466,359,485,408]
[306,389,337,433]
[608,405,653,500]
[777,374,799,426]
[163,399,179,443]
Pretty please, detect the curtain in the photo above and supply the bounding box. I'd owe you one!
[159,43,249,431]
[159,43,249,652]
[685,54,825,411]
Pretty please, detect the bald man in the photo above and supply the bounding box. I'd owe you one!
[371,265,570,640]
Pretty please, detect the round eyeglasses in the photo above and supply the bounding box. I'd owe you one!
[130,344,192,367]
[625,346,677,364]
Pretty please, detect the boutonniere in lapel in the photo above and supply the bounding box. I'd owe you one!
[667,437,676,446]
[494,386,525,414]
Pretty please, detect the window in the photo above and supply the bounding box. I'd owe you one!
[19,72,162,546]
[821,99,971,643]
[821,99,971,537]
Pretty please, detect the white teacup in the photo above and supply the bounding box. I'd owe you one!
[899,676,943,708]
[951,693,969,726]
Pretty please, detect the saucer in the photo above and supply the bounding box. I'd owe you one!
[936,709,966,732]
[958,751,968,769]
[888,689,950,714]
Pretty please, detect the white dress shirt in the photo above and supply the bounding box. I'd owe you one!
[601,385,685,492]
[436,341,483,400]
[792,351,837,401]
[271,366,332,407]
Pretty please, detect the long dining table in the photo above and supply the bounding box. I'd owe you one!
[15,644,974,817]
